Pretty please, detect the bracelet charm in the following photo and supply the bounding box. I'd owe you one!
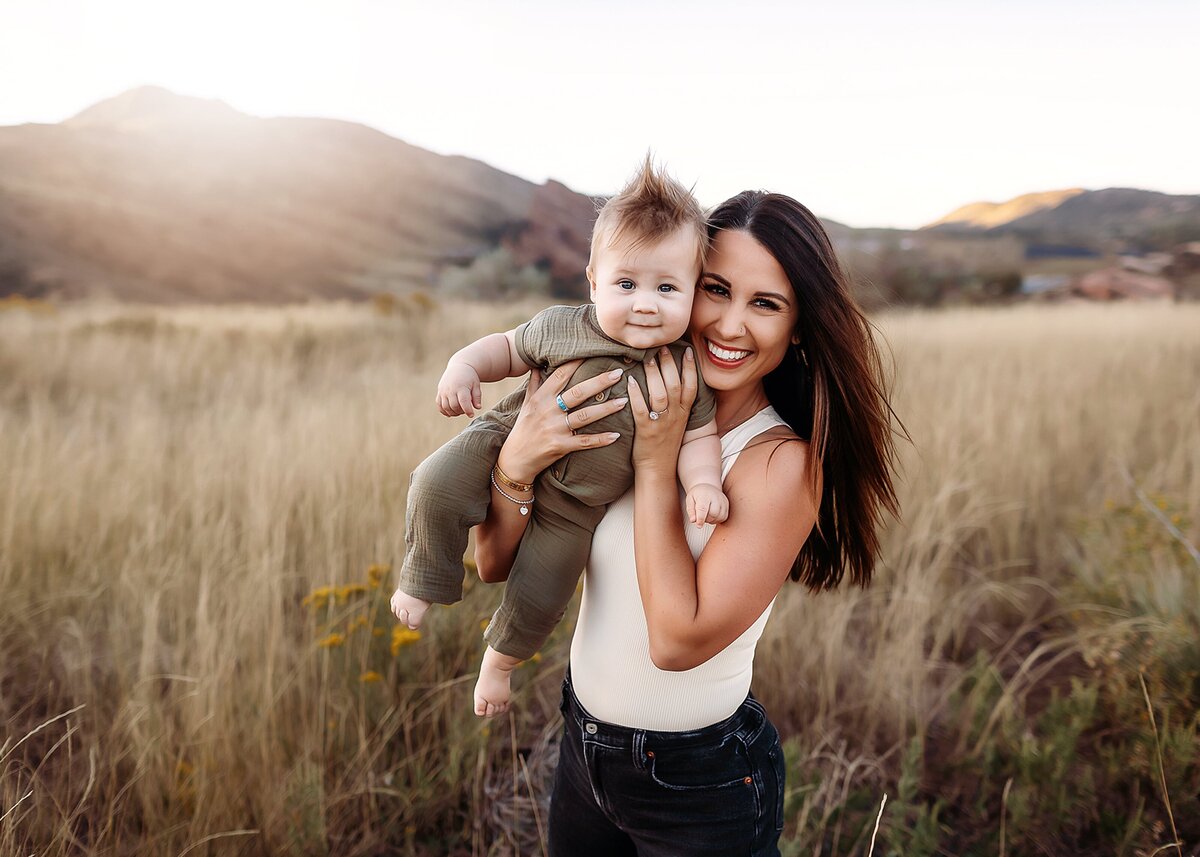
[490,468,534,515]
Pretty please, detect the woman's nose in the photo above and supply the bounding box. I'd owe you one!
[714,310,746,340]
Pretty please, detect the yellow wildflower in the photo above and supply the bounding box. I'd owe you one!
[336,583,368,602]
[367,563,391,589]
[372,627,385,637]
[479,618,490,631]
[360,671,383,684]
[391,627,421,656]
[347,615,369,633]
[302,586,333,609]
[318,632,346,649]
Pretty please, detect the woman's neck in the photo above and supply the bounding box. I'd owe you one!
[713,383,771,435]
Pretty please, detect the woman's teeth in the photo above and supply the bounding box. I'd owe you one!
[706,340,750,361]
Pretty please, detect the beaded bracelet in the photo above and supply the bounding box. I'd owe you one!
[490,468,535,516]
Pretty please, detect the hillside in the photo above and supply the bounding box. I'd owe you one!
[924,187,1200,250]
[0,86,597,302]
[925,189,1086,230]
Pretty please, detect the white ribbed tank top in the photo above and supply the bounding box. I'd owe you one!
[569,405,791,730]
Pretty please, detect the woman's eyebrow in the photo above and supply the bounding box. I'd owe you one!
[702,272,731,286]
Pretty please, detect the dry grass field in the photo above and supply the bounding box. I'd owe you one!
[1,297,1197,856]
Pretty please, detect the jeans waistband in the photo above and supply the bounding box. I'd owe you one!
[561,668,768,749]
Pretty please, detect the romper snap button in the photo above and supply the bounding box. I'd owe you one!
[645,750,654,758]
[594,393,606,402]
[622,356,633,364]
[585,723,598,734]
[743,776,753,785]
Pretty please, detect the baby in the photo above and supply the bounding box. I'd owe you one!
[390,159,727,716]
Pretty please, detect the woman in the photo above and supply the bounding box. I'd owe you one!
[474,191,900,856]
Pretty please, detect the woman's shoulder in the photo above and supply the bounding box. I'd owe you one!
[726,424,810,493]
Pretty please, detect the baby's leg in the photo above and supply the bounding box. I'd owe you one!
[476,494,604,717]
[393,425,506,628]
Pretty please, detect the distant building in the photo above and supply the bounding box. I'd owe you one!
[1021,274,1072,296]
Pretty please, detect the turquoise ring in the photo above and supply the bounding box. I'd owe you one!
[556,394,569,412]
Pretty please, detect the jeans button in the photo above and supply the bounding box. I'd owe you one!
[585,722,598,734]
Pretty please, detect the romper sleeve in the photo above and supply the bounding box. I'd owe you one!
[514,305,578,370]
[685,360,717,431]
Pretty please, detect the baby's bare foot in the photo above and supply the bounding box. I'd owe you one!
[473,646,521,718]
[390,588,430,630]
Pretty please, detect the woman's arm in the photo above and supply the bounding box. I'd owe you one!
[473,360,629,583]
[627,347,817,670]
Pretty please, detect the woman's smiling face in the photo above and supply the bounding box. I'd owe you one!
[690,229,799,392]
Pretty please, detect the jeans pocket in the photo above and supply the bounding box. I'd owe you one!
[647,734,754,791]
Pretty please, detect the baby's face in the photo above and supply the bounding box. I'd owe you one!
[587,225,701,350]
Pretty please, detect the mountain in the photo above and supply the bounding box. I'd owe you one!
[924,189,1087,230]
[923,188,1200,250]
[0,86,597,302]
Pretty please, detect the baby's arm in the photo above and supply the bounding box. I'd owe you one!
[437,329,528,417]
[678,421,729,526]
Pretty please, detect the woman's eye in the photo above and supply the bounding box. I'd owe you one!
[753,298,781,310]
[618,280,635,290]
[702,282,728,297]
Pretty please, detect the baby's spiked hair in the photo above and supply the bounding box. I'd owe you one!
[590,155,708,271]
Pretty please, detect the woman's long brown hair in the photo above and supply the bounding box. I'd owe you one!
[708,191,903,590]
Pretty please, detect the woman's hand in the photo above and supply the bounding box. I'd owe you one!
[475,359,626,584]
[627,345,699,476]
[496,358,627,484]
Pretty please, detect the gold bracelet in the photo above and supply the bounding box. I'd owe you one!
[493,463,533,493]
[490,470,534,516]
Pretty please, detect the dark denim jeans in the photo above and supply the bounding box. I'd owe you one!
[547,670,785,856]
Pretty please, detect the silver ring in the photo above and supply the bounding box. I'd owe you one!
[556,394,569,413]
[648,410,660,421]
[564,413,575,434]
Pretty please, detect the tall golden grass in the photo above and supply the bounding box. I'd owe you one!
[0,298,1196,856]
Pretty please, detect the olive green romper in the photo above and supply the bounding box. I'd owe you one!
[398,304,715,659]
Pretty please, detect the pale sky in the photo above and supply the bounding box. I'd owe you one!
[3,0,1196,229]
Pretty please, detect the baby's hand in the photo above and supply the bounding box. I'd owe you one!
[437,364,483,417]
[686,483,729,527]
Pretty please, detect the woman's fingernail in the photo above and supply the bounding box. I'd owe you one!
[609,368,623,379]
[685,347,694,360]
[614,397,628,405]
[609,432,621,439]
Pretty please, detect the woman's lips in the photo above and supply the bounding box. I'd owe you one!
[703,338,752,367]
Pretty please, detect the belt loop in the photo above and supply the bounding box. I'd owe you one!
[632,731,647,771]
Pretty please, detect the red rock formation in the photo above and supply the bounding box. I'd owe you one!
[1073,267,1174,301]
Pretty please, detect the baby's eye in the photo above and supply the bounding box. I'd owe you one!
[618,279,635,290]
[657,283,677,293]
